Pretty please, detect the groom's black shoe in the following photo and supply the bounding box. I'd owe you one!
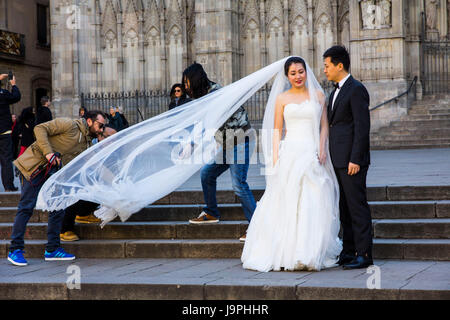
[343,255,373,270]
[337,253,355,266]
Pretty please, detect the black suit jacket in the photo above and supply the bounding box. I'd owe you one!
[328,75,370,169]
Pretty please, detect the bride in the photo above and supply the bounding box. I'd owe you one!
[241,57,342,272]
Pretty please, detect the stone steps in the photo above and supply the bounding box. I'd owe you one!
[1,238,449,260]
[1,200,449,223]
[1,186,449,262]
[390,119,450,128]
[1,258,448,300]
[1,186,449,205]
[372,95,450,149]
[1,219,449,240]
[371,139,450,150]
[372,129,450,140]
[400,113,450,121]
[371,143,450,150]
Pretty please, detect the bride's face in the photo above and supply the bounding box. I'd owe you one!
[287,63,307,89]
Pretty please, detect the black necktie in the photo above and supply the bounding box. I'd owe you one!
[333,82,340,90]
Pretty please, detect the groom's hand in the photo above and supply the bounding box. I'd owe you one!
[348,162,360,176]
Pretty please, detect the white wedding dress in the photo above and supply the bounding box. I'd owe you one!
[241,100,342,272]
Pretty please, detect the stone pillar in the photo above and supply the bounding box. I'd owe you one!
[194,0,240,85]
[349,0,412,132]
[51,0,81,118]
[307,0,314,65]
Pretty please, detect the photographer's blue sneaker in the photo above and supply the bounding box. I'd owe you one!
[8,249,28,266]
[44,247,75,261]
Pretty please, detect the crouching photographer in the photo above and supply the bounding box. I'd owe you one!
[0,72,20,191]
[7,110,107,266]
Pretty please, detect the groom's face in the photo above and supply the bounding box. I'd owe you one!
[323,57,341,82]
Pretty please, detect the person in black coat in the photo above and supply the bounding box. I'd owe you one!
[168,83,190,110]
[35,96,53,125]
[12,106,36,159]
[323,46,373,270]
[107,106,125,131]
[0,74,20,191]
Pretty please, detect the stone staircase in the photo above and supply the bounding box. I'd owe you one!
[371,94,450,150]
[1,186,449,261]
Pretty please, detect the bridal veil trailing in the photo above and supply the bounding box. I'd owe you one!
[36,57,292,226]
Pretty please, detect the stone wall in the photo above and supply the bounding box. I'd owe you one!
[49,0,449,130]
[0,0,52,116]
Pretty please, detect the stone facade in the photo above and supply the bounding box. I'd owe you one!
[50,0,449,131]
[0,0,52,116]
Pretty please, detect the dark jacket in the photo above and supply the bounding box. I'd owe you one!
[12,107,36,158]
[327,75,370,168]
[208,81,251,149]
[119,113,129,129]
[0,85,21,133]
[35,106,53,125]
[107,112,125,131]
[168,95,191,110]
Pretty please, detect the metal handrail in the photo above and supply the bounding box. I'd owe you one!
[369,76,418,112]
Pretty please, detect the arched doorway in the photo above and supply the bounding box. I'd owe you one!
[31,76,51,112]
[35,87,48,109]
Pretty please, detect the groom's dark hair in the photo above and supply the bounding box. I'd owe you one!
[323,46,350,72]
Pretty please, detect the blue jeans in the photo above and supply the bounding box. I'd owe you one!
[9,166,65,253]
[201,140,256,222]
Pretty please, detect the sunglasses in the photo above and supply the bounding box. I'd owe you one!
[95,121,105,130]
[175,89,182,92]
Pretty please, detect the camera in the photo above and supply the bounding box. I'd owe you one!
[8,71,13,80]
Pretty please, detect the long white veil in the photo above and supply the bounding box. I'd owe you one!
[36,57,292,226]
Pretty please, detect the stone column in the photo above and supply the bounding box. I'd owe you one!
[350,0,412,132]
[193,0,240,85]
[50,0,81,118]
[307,0,314,65]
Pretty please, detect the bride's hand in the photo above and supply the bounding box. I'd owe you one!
[318,148,326,165]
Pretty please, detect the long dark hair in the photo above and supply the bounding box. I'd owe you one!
[182,62,211,99]
[284,57,307,76]
[169,83,186,100]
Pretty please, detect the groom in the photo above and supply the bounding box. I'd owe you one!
[323,46,373,269]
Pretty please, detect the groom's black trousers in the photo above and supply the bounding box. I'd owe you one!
[334,165,373,258]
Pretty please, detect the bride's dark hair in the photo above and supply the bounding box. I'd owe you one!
[284,57,307,76]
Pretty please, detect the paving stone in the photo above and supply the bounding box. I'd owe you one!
[63,240,126,259]
[0,283,69,300]
[204,279,299,300]
[436,201,450,218]
[75,222,176,240]
[367,187,387,201]
[162,259,241,279]
[373,219,450,239]
[403,239,450,260]
[68,282,204,300]
[296,285,401,300]
[370,201,436,219]
[372,239,406,259]
[387,186,450,201]
[398,288,450,300]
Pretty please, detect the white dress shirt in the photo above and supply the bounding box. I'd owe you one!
[331,73,351,110]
